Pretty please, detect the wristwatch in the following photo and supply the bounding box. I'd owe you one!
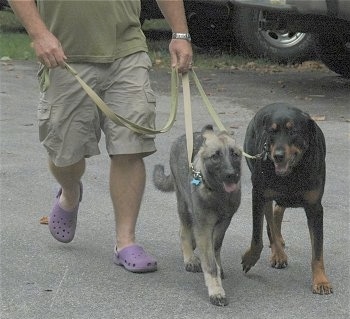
[172,32,191,42]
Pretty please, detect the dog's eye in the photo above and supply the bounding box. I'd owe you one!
[268,128,278,135]
[288,128,298,136]
[230,149,239,158]
[211,150,222,161]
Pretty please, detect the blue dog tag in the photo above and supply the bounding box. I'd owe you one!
[191,178,201,186]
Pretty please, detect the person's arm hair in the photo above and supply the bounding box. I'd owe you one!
[9,0,48,40]
[9,0,66,68]
[155,0,189,33]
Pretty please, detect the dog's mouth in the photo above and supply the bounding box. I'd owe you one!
[273,154,302,176]
[271,145,303,176]
[274,162,291,176]
[223,181,239,193]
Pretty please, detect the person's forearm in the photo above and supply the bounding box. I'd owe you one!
[10,0,66,67]
[9,0,49,40]
[155,0,189,33]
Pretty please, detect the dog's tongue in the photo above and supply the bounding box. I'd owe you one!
[223,182,238,193]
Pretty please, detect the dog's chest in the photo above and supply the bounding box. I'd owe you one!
[192,186,241,214]
[254,162,323,207]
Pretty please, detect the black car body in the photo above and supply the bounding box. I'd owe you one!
[230,0,350,77]
[141,0,317,63]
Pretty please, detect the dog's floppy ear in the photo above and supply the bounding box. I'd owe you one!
[201,124,215,140]
[201,124,214,134]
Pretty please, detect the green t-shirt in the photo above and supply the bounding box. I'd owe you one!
[37,0,148,63]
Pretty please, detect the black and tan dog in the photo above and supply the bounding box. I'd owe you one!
[242,103,333,295]
[153,125,242,306]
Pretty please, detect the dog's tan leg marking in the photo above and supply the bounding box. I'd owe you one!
[306,205,333,295]
[196,229,228,306]
[311,258,333,295]
[266,204,288,268]
[273,204,286,247]
[309,231,333,295]
[180,223,201,272]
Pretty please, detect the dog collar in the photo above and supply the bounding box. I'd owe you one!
[190,164,202,186]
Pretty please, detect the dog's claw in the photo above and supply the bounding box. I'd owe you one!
[271,260,288,269]
[209,294,228,306]
[241,246,262,273]
[241,263,251,273]
[270,254,288,269]
[184,256,202,273]
[312,282,333,295]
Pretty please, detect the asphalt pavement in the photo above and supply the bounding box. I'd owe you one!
[1,61,349,319]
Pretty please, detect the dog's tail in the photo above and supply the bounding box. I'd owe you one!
[153,164,174,192]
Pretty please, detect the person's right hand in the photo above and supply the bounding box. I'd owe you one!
[32,30,67,68]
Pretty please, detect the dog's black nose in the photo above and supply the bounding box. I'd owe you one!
[226,172,240,183]
[274,150,285,163]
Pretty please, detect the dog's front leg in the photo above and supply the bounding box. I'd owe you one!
[195,224,228,306]
[242,190,264,273]
[180,223,202,272]
[265,203,288,268]
[213,218,232,279]
[305,204,333,295]
[272,204,286,247]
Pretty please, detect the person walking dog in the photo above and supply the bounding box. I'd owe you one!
[10,0,193,273]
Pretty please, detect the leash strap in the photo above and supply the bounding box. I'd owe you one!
[181,72,194,168]
[53,62,260,160]
[189,69,261,160]
[63,62,178,135]
[190,70,226,132]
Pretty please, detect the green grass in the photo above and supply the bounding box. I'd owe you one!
[0,33,35,60]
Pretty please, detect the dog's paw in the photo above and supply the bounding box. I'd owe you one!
[241,247,262,273]
[184,256,202,273]
[312,281,333,295]
[209,294,228,306]
[270,251,288,269]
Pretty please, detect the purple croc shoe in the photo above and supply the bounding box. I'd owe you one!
[48,183,83,243]
[113,244,157,273]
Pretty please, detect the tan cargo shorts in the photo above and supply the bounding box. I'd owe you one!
[37,52,157,167]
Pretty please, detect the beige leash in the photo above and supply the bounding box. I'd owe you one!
[64,62,179,135]
[44,63,260,163]
[181,72,194,168]
[183,69,263,163]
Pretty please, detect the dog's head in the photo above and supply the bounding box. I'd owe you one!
[196,125,242,193]
[262,104,315,176]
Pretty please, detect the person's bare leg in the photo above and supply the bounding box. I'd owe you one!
[110,154,145,251]
[49,158,85,211]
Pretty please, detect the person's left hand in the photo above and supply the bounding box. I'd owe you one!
[169,39,193,73]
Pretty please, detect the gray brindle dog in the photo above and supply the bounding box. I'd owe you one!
[153,125,242,306]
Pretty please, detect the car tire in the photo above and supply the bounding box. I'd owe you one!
[233,7,316,63]
[315,31,350,78]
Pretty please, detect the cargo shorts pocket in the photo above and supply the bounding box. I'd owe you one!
[37,95,52,120]
[145,90,156,104]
